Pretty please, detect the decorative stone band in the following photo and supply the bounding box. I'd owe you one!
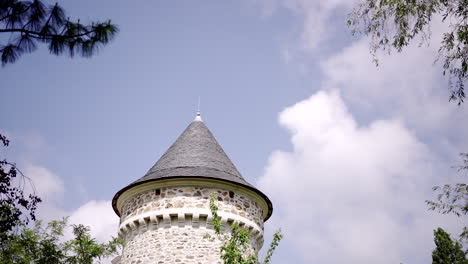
[118,207,265,248]
[114,178,270,221]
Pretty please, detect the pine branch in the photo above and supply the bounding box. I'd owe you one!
[0,4,30,22]
[0,28,94,38]
[0,0,118,65]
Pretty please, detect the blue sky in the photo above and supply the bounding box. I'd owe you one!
[2,0,309,204]
[1,1,467,263]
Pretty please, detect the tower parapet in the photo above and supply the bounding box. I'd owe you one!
[112,115,272,264]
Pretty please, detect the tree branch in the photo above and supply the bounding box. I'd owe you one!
[0,27,94,39]
[0,5,31,22]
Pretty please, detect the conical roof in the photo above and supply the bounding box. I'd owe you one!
[112,114,272,220]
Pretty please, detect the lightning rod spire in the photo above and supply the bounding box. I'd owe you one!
[195,96,202,121]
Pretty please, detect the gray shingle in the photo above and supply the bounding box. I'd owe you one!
[139,120,248,185]
[112,117,272,220]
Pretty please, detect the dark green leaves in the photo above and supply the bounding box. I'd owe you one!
[0,218,123,264]
[0,134,42,236]
[0,44,21,65]
[0,0,118,66]
[48,3,65,29]
[432,227,468,264]
[16,34,36,52]
[65,224,121,264]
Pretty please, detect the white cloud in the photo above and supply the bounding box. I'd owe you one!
[68,200,119,243]
[24,165,65,201]
[254,8,468,262]
[7,136,119,247]
[253,0,358,61]
[7,135,120,264]
[254,0,468,143]
[57,201,120,264]
[259,90,463,264]
[21,164,118,247]
[319,19,468,155]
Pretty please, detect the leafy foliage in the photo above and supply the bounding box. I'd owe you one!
[432,227,468,264]
[0,133,41,238]
[65,224,122,264]
[0,0,118,66]
[0,134,122,263]
[427,183,468,217]
[220,223,257,264]
[0,219,66,264]
[426,153,468,245]
[261,232,282,264]
[209,194,282,264]
[348,0,467,104]
[0,217,123,264]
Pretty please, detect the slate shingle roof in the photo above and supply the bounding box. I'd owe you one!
[112,116,272,220]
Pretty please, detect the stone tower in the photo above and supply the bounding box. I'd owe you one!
[112,113,273,264]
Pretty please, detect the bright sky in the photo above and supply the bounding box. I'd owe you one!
[1,1,467,263]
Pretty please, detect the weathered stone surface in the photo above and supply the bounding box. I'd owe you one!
[121,186,263,228]
[118,186,264,264]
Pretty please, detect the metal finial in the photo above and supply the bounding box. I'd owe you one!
[195,96,202,121]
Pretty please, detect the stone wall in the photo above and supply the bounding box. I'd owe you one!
[122,226,223,264]
[117,185,265,264]
[121,186,264,228]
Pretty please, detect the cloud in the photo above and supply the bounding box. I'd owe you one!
[68,200,119,243]
[254,0,468,142]
[5,134,119,247]
[320,22,468,156]
[22,164,118,244]
[253,0,358,62]
[22,165,119,264]
[259,90,463,264]
[254,8,468,263]
[23,165,64,201]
